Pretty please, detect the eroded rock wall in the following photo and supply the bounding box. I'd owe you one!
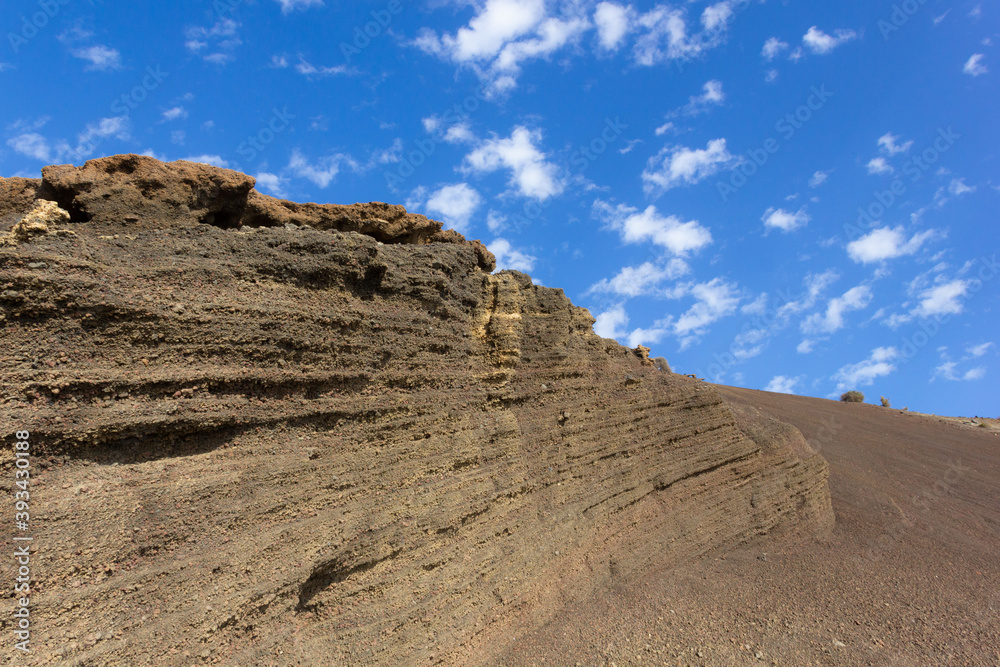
[0,159,832,666]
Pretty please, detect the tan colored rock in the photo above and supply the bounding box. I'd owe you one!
[38,154,255,228]
[1,200,70,246]
[0,177,40,221]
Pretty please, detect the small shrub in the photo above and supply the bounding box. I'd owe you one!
[880,396,891,408]
[840,391,865,403]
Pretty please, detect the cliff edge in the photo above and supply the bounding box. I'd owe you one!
[0,156,832,665]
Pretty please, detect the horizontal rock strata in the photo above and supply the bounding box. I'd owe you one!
[0,157,832,666]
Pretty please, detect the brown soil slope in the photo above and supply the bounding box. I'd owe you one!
[0,157,832,666]
[500,386,1000,666]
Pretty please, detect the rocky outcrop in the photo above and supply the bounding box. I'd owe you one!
[0,176,41,222]
[0,200,72,246]
[0,158,832,666]
[13,154,496,270]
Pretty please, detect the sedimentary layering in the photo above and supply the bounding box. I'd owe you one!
[0,156,832,665]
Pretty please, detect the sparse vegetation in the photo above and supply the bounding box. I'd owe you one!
[880,396,891,408]
[840,391,865,403]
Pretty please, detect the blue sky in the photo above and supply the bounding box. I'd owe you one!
[2,0,998,416]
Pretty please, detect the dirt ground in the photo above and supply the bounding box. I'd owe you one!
[495,386,1000,666]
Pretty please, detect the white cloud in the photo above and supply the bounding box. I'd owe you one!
[797,339,815,354]
[801,285,873,335]
[762,206,810,233]
[914,279,969,318]
[670,278,741,341]
[415,0,588,94]
[809,170,829,187]
[183,154,229,168]
[6,133,51,161]
[254,172,289,198]
[654,122,675,136]
[967,342,994,357]
[463,126,563,200]
[276,0,323,14]
[778,270,840,318]
[71,45,122,71]
[847,226,937,263]
[671,80,725,117]
[867,157,894,175]
[162,106,188,122]
[935,361,986,382]
[802,26,857,54]
[486,210,507,233]
[587,259,690,297]
[948,178,975,196]
[834,347,899,390]
[594,304,629,339]
[489,238,537,273]
[595,201,712,256]
[761,37,788,61]
[963,53,988,76]
[295,58,351,77]
[184,19,242,64]
[594,2,633,50]
[878,132,914,156]
[765,375,799,394]
[701,1,734,31]
[287,149,356,188]
[424,183,482,233]
[642,138,737,194]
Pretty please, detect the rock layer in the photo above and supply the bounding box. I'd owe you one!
[0,157,832,666]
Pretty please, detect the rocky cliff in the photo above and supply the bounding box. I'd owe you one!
[0,156,832,666]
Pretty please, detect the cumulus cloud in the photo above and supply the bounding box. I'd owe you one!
[162,106,188,122]
[801,285,873,335]
[764,375,799,394]
[594,2,633,50]
[642,138,737,194]
[71,45,122,71]
[670,278,741,343]
[934,362,986,382]
[594,201,712,256]
[777,270,840,318]
[593,304,629,339]
[809,170,829,187]
[847,226,937,263]
[287,149,357,188]
[967,342,994,357]
[489,238,537,273]
[914,279,969,318]
[587,259,690,297]
[184,19,242,64]
[761,37,788,61]
[424,183,482,233]
[867,157,894,175]
[762,206,810,233]
[833,347,899,390]
[416,0,739,92]
[963,53,988,76]
[878,132,914,156]
[7,133,52,161]
[463,126,563,200]
[254,172,290,198]
[670,80,725,117]
[802,26,857,54]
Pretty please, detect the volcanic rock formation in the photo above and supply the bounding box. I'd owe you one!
[0,156,833,665]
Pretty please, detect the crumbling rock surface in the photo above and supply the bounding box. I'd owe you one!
[7,154,496,271]
[0,177,41,222]
[0,161,832,666]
